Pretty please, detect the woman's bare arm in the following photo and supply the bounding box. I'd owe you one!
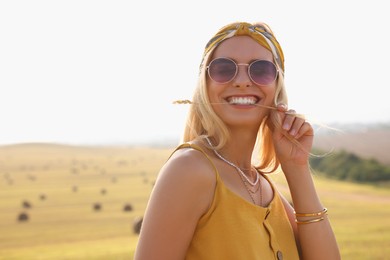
[272,105,341,260]
[282,165,341,260]
[134,148,216,260]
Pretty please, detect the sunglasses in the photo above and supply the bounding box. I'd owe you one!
[206,57,278,86]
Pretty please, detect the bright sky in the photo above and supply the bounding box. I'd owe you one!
[1,0,389,145]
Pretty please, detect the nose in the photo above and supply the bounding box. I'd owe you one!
[233,64,252,88]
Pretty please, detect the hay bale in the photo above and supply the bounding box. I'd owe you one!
[133,217,143,234]
[93,203,102,211]
[117,160,128,166]
[123,203,133,212]
[72,186,78,192]
[39,194,47,201]
[22,200,32,209]
[100,189,107,195]
[17,212,29,222]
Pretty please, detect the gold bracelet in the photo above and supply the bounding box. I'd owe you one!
[294,208,328,217]
[295,217,325,225]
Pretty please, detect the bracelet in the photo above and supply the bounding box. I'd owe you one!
[294,208,328,217]
[295,217,325,225]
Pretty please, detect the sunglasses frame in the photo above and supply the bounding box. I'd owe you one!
[206,57,279,86]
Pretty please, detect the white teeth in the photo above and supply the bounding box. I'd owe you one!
[228,96,257,105]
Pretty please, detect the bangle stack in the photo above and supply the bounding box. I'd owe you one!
[294,208,328,225]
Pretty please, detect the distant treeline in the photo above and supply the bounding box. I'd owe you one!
[309,149,390,182]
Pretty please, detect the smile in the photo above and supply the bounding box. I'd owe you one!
[227,96,260,105]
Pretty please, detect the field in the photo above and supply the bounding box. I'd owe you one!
[0,143,389,259]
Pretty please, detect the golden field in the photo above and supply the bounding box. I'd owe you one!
[0,143,389,259]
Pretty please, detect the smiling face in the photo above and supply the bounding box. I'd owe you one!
[207,36,276,129]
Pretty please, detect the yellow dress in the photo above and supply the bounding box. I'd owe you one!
[171,143,300,260]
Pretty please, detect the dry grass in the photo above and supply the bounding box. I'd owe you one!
[271,172,390,260]
[0,143,172,259]
[0,143,389,259]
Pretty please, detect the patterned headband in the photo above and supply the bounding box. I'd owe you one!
[202,22,285,72]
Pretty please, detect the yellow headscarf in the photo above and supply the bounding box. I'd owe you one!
[203,22,285,72]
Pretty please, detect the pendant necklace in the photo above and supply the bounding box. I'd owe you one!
[205,137,262,206]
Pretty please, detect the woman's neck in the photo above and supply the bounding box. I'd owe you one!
[215,131,257,170]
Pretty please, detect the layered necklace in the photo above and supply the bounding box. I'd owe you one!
[205,137,262,206]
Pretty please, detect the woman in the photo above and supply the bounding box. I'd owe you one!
[135,22,340,260]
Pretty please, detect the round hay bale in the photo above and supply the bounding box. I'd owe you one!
[123,203,133,212]
[93,202,102,211]
[18,212,29,222]
[72,186,78,192]
[100,188,107,195]
[22,200,32,209]
[133,216,143,234]
[39,194,47,201]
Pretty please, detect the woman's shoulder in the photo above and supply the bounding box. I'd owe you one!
[162,141,217,184]
[151,141,217,215]
[135,142,218,259]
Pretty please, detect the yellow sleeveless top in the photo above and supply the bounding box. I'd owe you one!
[172,143,299,260]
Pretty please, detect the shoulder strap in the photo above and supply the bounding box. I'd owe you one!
[168,143,220,179]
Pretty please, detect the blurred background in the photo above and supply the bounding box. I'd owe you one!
[1,0,389,259]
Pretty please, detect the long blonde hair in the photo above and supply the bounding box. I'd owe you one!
[182,21,288,173]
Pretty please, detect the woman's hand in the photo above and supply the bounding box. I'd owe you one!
[269,105,341,260]
[270,104,314,167]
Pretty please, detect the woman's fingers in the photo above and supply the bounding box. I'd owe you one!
[295,122,314,139]
[282,109,297,132]
[276,104,309,138]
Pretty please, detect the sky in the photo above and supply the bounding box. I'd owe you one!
[1,0,389,145]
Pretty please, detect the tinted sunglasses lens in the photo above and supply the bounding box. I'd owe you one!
[250,60,277,85]
[208,58,237,83]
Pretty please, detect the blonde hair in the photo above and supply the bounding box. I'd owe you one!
[182,21,288,173]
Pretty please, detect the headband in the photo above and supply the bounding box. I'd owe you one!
[202,22,285,72]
